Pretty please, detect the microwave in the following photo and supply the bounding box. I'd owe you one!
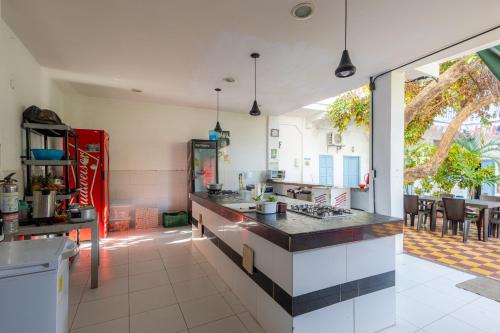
[267,170,285,180]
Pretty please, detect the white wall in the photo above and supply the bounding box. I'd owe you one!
[0,10,66,184]
[65,96,267,212]
[278,115,370,187]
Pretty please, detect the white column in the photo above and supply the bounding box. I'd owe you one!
[369,71,405,218]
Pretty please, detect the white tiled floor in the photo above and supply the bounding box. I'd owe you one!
[69,227,500,333]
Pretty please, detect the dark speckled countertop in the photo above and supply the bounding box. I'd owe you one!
[190,192,403,252]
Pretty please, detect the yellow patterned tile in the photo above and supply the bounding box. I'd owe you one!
[483,262,500,270]
[470,267,494,276]
[439,258,458,265]
[473,257,493,263]
[460,260,482,267]
[452,254,469,260]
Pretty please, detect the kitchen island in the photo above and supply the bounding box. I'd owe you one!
[190,192,402,333]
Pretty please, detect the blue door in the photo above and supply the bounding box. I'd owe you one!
[481,159,496,195]
[343,156,360,188]
[319,155,333,186]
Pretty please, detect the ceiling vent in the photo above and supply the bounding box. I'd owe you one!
[291,3,315,20]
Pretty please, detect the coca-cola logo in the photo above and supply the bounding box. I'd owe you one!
[79,154,90,205]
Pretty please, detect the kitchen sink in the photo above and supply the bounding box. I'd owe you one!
[222,202,257,212]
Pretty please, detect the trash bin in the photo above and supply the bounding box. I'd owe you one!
[162,211,188,228]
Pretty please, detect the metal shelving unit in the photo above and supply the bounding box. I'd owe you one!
[22,160,76,166]
[22,122,79,200]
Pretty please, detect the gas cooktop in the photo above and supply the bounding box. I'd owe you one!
[288,204,353,219]
[207,190,239,198]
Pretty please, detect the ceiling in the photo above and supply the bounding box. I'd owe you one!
[2,0,500,115]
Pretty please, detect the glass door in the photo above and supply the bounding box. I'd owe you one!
[193,141,217,192]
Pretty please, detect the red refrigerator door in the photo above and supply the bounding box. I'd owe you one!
[69,129,109,239]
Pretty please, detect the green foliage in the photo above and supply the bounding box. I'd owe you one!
[454,134,500,167]
[410,137,500,197]
[325,86,370,134]
[435,143,499,198]
[404,142,436,169]
[267,195,277,202]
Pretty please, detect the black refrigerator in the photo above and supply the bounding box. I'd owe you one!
[187,140,218,219]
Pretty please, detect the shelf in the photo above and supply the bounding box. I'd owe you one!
[22,159,76,166]
[22,122,77,137]
[24,191,78,202]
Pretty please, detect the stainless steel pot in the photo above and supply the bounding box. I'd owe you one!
[68,206,96,223]
[32,190,56,219]
[207,183,223,191]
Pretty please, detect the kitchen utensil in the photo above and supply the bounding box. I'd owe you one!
[32,190,56,219]
[207,183,223,191]
[31,149,64,160]
[0,173,19,213]
[277,202,287,214]
[68,205,96,223]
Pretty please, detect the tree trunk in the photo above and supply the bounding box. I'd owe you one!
[404,94,500,183]
[404,57,473,127]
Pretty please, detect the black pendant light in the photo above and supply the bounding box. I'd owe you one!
[249,53,261,116]
[335,0,356,78]
[214,88,222,132]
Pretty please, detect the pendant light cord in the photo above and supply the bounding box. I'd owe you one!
[217,90,219,122]
[344,0,347,50]
[254,57,257,100]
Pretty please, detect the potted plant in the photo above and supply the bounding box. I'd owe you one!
[254,195,278,214]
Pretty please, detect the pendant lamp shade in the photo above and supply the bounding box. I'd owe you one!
[214,121,222,132]
[249,100,260,116]
[335,0,356,78]
[335,49,356,78]
[249,53,261,116]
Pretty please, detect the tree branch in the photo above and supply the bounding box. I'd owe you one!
[404,57,474,127]
[404,94,500,183]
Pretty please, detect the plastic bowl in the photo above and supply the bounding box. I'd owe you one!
[31,149,64,160]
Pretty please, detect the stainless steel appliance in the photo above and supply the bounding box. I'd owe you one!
[288,204,353,219]
[207,190,239,198]
[32,190,56,220]
[266,170,285,180]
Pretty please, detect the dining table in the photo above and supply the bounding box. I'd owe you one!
[419,196,500,242]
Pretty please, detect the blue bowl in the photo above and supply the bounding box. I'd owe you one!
[31,149,64,160]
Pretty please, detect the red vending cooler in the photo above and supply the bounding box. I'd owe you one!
[69,129,110,240]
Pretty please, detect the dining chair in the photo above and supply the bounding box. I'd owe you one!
[436,193,453,215]
[442,198,480,242]
[480,195,500,238]
[404,195,431,231]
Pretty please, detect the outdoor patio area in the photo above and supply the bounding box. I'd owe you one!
[404,220,500,281]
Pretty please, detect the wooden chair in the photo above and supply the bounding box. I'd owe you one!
[404,195,431,231]
[442,198,480,243]
[480,195,500,238]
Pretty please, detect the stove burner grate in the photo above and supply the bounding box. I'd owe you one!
[288,204,353,219]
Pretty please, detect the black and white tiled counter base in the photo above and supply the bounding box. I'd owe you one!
[191,201,400,333]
